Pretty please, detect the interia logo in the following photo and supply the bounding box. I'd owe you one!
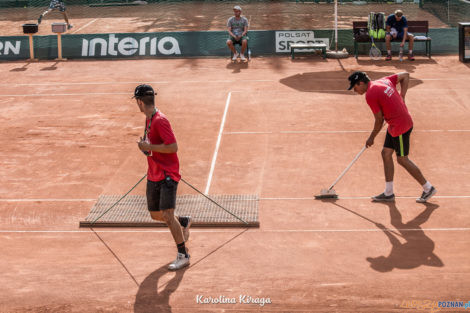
[81,34,181,57]
[0,40,21,55]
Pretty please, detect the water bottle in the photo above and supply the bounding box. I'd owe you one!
[399,47,403,62]
[248,49,251,60]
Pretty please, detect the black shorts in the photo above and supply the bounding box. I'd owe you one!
[229,35,249,45]
[49,0,66,12]
[146,177,178,211]
[384,127,412,157]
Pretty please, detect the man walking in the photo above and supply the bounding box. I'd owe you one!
[348,71,436,203]
[38,0,73,30]
[134,84,191,270]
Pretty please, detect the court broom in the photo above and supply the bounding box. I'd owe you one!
[314,146,367,199]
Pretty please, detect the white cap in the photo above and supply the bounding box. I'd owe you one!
[233,5,242,11]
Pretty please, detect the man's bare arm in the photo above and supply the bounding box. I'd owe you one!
[396,72,410,100]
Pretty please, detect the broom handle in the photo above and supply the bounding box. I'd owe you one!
[328,146,367,190]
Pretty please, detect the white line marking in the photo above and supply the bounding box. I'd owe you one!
[0,81,170,86]
[320,283,349,286]
[205,91,231,194]
[260,196,470,200]
[1,196,467,202]
[0,80,274,87]
[1,77,469,87]
[224,131,273,135]
[0,228,469,233]
[71,18,98,34]
[0,92,129,97]
[225,130,470,135]
[0,199,96,202]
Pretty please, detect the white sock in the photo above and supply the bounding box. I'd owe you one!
[423,181,432,193]
[384,181,394,196]
[387,50,391,55]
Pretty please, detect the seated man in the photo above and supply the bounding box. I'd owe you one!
[226,5,249,61]
[385,9,414,61]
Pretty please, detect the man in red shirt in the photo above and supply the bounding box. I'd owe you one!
[134,84,191,270]
[348,71,436,202]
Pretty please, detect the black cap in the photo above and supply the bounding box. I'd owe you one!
[133,84,155,98]
[347,71,367,90]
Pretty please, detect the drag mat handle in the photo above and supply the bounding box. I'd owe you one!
[328,146,367,191]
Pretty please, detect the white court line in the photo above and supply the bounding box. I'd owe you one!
[71,18,98,34]
[205,91,232,194]
[320,283,349,287]
[260,196,470,200]
[0,81,170,86]
[1,195,468,202]
[0,228,469,233]
[0,80,273,87]
[0,92,129,97]
[0,199,96,202]
[224,130,470,135]
[1,77,468,87]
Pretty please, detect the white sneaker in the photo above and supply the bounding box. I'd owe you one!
[168,252,190,271]
[240,54,246,61]
[416,186,437,203]
[232,53,239,61]
[182,216,192,242]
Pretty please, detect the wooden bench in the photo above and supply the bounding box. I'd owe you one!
[352,20,432,59]
[290,43,327,59]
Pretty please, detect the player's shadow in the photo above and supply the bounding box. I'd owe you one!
[366,202,444,272]
[279,70,423,94]
[133,228,248,312]
[355,57,438,72]
[226,60,249,73]
[134,264,187,313]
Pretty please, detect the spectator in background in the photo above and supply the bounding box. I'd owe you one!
[226,5,249,61]
[385,9,414,61]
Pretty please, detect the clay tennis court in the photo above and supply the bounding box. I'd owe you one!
[0,1,449,36]
[1,54,469,312]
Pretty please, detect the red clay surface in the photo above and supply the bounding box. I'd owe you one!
[0,2,449,36]
[0,55,469,312]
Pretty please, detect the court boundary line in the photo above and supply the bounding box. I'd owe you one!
[0,77,469,87]
[0,227,469,233]
[1,195,468,202]
[224,130,470,135]
[205,91,231,194]
[0,79,274,87]
[0,92,130,97]
[71,18,98,34]
[261,196,470,200]
[0,199,96,202]
[3,88,469,97]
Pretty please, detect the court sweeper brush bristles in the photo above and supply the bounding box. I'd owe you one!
[315,146,367,199]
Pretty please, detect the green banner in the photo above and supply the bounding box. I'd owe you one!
[0,36,29,60]
[0,29,459,61]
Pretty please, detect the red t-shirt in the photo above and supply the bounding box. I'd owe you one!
[145,111,181,182]
[365,74,413,137]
